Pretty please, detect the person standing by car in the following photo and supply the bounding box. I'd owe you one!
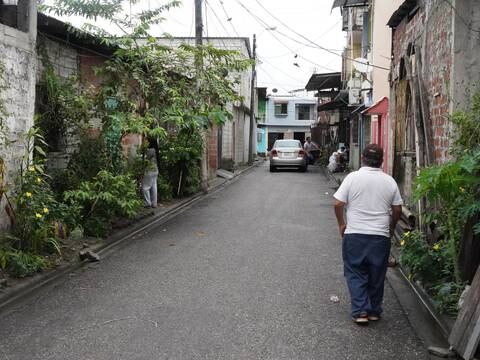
[333,144,403,324]
[304,137,319,164]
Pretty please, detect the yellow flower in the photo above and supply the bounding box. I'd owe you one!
[37,178,42,184]
[43,207,49,214]
[400,240,405,246]
[35,213,43,219]
[459,187,465,193]
[408,273,413,280]
[28,166,35,172]
[404,231,410,236]
[433,244,440,251]
[25,192,32,198]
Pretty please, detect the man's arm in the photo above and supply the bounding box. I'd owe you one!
[334,200,347,238]
[390,205,402,237]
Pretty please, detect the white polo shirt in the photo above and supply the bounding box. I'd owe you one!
[333,167,403,237]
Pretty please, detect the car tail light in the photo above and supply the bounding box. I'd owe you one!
[271,149,278,156]
[299,149,305,156]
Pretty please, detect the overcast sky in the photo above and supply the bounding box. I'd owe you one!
[156,0,345,95]
[52,0,346,96]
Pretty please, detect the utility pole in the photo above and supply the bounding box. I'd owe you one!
[195,0,208,193]
[248,34,256,165]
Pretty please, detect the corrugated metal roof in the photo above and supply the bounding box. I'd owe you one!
[305,72,341,91]
[332,0,369,10]
[387,0,418,28]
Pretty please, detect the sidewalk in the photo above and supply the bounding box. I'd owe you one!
[0,160,261,312]
[326,168,349,187]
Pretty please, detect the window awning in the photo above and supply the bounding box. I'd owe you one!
[305,72,341,91]
[331,0,369,10]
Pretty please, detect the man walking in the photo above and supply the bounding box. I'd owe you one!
[333,144,402,324]
[304,137,319,165]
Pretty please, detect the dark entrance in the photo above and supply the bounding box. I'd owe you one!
[294,132,305,144]
[268,132,284,150]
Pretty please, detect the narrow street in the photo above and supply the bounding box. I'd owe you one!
[0,163,427,360]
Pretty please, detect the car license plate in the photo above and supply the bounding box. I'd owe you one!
[283,152,294,158]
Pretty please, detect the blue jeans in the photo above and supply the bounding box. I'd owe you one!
[342,233,391,317]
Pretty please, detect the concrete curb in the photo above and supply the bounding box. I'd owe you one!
[0,161,260,313]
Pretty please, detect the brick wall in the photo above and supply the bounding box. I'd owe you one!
[390,0,453,164]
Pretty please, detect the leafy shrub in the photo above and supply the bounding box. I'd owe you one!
[432,282,464,315]
[36,66,93,152]
[64,170,142,237]
[67,133,111,186]
[0,248,48,278]
[157,175,173,201]
[399,230,462,315]
[12,129,79,253]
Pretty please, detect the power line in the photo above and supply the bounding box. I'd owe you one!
[217,0,240,37]
[258,57,308,84]
[251,0,389,71]
[205,0,231,37]
[233,0,339,73]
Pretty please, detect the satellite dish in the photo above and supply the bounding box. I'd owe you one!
[353,58,372,73]
[272,88,278,93]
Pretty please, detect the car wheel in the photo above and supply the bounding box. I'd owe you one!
[270,166,276,172]
[299,166,307,173]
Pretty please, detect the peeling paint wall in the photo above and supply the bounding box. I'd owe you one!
[0,1,37,230]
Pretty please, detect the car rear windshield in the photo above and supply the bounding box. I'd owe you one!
[274,140,300,148]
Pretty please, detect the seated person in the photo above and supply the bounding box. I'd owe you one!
[327,151,339,172]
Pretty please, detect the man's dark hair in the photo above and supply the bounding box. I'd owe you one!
[362,144,383,168]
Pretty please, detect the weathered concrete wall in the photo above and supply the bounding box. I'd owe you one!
[451,0,480,111]
[0,2,37,230]
[37,35,78,81]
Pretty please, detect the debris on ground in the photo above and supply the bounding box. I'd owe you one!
[330,295,339,303]
[79,249,100,262]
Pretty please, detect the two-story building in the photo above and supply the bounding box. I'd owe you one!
[257,94,317,151]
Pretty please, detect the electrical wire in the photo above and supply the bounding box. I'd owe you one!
[217,0,240,37]
[258,57,308,84]
[250,0,389,71]
[205,0,231,37]
[232,0,339,73]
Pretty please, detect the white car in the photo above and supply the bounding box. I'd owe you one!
[269,139,307,172]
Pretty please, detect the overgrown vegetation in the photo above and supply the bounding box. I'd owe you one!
[0,1,251,279]
[400,93,480,315]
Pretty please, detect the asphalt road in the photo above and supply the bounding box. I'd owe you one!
[0,163,428,360]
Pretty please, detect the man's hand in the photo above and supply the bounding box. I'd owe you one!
[339,224,346,237]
